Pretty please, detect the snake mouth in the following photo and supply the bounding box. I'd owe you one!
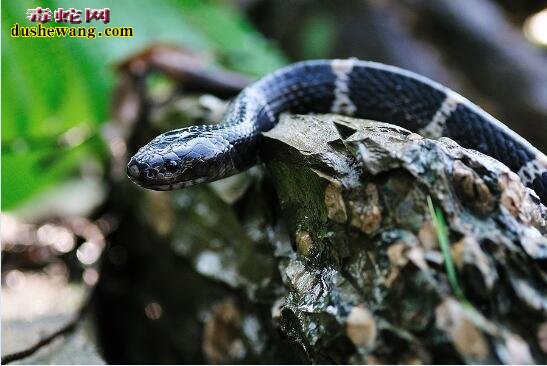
[138,177,210,191]
[127,172,208,190]
[126,159,209,190]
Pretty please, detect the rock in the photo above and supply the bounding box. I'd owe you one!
[97,111,547,363]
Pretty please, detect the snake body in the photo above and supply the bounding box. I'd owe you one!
[127,59,547,205]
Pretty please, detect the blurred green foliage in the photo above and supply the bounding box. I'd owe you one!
[299,13,335,59]
[2,0,286,210]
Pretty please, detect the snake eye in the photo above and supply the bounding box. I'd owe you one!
[146,168,158,179]
[165,160,178,172]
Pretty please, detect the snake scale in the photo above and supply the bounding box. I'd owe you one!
[127,59,547,205]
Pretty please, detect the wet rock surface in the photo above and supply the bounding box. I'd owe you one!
[262,114,546,363]
[95,107,547,363]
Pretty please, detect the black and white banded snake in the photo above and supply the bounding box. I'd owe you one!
[127,59,547,205]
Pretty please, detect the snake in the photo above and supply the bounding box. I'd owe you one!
[127,59,547,205]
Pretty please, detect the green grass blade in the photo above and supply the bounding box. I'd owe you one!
[427,196,466,301]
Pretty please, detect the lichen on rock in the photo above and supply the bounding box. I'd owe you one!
[259,114,547,363]
[107,110,547,364]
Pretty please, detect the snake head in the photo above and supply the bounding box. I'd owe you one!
[127,127,235,190]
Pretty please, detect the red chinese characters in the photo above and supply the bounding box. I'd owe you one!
[27,7,111,24]
[85,8,110,24]
[26,7,52,23]
[54,8,82,24]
